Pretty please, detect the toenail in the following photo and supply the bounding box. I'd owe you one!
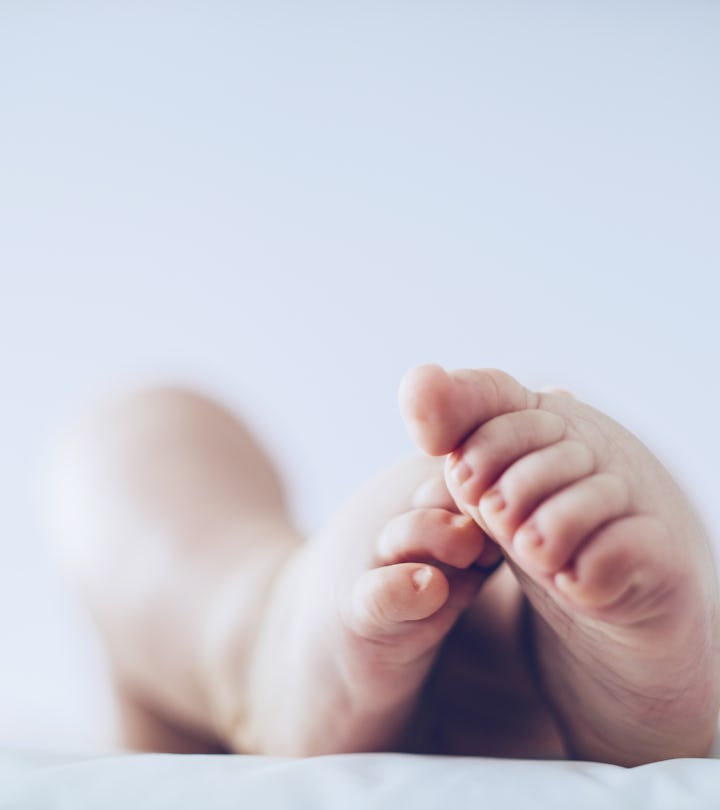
[514,523,543,557]
[449,456,472,486]
[450,513,472,529]
[555,567,578,587]
[480,488,505,514]
[411,566,433,591]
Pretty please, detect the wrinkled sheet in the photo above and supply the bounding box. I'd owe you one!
[2,749,720,810]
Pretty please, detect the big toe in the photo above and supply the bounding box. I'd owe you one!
[348,563,450,641]
[399,364,536,456]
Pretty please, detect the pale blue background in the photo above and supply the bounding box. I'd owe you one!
[1,2,718,747]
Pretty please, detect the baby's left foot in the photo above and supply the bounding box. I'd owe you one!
[401,365,720,766]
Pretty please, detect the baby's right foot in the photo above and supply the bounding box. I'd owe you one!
[223,456,499,756]
[400,364,720,766]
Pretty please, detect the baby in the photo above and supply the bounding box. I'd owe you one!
[48,364,720,766]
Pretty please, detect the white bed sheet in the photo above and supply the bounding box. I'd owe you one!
[2,749,720,810]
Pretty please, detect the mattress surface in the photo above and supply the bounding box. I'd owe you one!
[3,749,720,810]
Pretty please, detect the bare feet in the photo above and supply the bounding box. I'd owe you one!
[228,454,508,755]
[400,364,720,766]
[50,385,554,760]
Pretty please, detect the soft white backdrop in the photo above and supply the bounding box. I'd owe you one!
[1,2,719,748]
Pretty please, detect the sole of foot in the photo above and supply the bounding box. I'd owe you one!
[399,364,720,766]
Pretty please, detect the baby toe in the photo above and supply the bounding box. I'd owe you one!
[445,409,567,515]
[512,472,630,574]
[376,508,488,570]
[555,514,677,620]
[349,563,450,639]
[399,364,537,457]
[479,439,596,542]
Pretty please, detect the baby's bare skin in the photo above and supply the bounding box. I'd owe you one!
[401,365,720,764]
[230,454,561,757]
[49,366,720,764]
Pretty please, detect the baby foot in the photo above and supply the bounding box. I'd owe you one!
[232,455,499,756]
[400,364,720,766]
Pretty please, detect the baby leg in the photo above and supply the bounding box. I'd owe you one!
[47,386,301,751]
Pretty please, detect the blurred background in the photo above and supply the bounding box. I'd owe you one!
[1,1,718,750]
